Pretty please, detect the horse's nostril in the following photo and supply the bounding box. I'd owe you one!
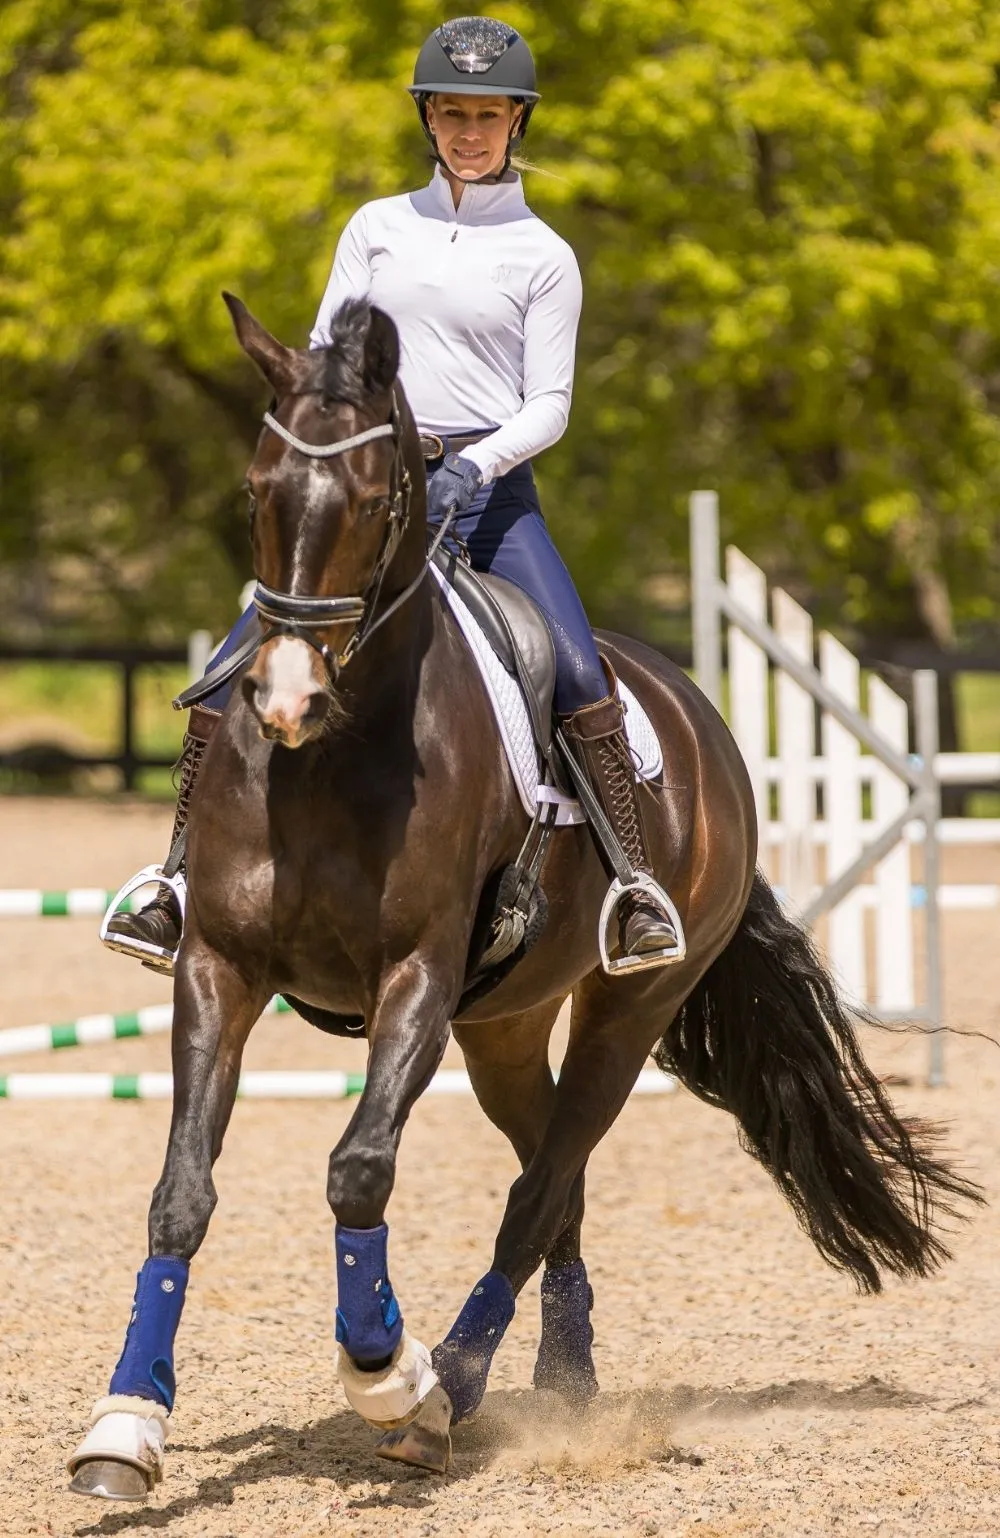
[303,690,331,727]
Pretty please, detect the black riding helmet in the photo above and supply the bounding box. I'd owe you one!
[408,17,540,181]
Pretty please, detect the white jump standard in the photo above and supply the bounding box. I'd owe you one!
[689,488,988,1088]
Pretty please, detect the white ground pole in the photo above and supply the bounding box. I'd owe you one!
[0,890,141,918]
[0,996,289,1058]
[689,490,954,1085]
[0,1068,677,1102]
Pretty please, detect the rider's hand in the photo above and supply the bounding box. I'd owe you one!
[426,453,484,524]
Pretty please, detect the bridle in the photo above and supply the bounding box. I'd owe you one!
[174,388,450,713]
[253,389,414,674]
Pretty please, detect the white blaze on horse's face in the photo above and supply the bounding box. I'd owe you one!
[250,636,328,747]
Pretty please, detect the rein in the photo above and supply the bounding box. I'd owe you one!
[174,390,451,712]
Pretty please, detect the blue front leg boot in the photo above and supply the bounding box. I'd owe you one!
[533,1258,599,1403]
[432,1270,515,1421]
[334,1224,404,1366]
[109,1255,190,1411]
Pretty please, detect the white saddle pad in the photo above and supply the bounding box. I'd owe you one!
[431,566,663,825]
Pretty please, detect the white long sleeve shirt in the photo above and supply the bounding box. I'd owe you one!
[310,167,582,485]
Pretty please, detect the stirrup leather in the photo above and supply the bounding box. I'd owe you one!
[599,872,687,976]
[99,864,186,976]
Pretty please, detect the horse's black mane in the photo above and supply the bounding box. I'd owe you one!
[311,298,376,407]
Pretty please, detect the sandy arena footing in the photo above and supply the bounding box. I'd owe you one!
[1,797,998,1538]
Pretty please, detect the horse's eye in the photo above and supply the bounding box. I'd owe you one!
[247,492,258,525]
[368,497,390,518]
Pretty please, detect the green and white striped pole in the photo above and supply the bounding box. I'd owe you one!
[0,1068,676,1102]
[0,996,293,1058]
[0,889,144,918]
[0,1069,366,1100]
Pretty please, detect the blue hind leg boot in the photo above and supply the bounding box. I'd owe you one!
[533,1258,599,1403]
[109,1255,190,1411]
[334,1224,404,1365]
[432,1270,515,1421]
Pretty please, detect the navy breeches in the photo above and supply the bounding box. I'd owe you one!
[434,463,608,715]
[199,603,257,714]
[201,463,607,717]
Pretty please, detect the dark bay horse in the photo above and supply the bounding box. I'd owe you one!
[69,296,979,1497]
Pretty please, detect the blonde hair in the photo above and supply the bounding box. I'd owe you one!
[510,153,562,182]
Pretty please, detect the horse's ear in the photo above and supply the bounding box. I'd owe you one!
[222,292,297,393]
[363,306,400,394]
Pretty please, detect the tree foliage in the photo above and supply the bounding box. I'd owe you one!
[3,0,1000,651]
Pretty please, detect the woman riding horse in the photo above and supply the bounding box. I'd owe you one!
[70,15,979,1505]
[105,16,678,973]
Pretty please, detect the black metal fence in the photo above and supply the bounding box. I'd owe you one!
[1,634,995,796]
[0,640,197,790]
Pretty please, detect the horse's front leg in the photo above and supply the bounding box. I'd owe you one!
[68,941,266,1501]
[326,956,455,1471]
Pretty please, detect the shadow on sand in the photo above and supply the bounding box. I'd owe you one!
[70,1374,928,1535]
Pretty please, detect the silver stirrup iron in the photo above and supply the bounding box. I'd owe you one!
[99,864,186,975]
[598,872,687,976]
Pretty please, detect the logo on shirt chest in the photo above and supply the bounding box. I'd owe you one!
[489,264,512,285]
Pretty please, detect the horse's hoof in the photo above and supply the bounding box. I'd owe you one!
[374,1384,452,1474]
[69,1458,152,1501]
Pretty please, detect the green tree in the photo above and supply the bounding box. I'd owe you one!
[2,0,1000,665]
[529,0,1000,652]
[0,0,428,638]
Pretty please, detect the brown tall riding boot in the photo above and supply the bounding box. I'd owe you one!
[103,704,221,970]
[561,666,679,962]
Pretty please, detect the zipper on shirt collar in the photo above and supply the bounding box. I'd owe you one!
[431,166,523,240]
[450,178,479,241]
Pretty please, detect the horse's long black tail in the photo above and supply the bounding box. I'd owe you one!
[654,871,983,1293]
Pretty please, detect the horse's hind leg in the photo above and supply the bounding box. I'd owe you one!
[490,972,683,1292]
[427,1002,597,1422]
[68,940,266,1501]
[531,1180,597,1404]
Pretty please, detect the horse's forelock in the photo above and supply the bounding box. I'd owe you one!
[313,298,375,408]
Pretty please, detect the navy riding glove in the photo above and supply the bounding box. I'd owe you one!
[426,453,484,524]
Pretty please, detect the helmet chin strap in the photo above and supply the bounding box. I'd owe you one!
[442,143,514,184]
[432,137,516,184]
